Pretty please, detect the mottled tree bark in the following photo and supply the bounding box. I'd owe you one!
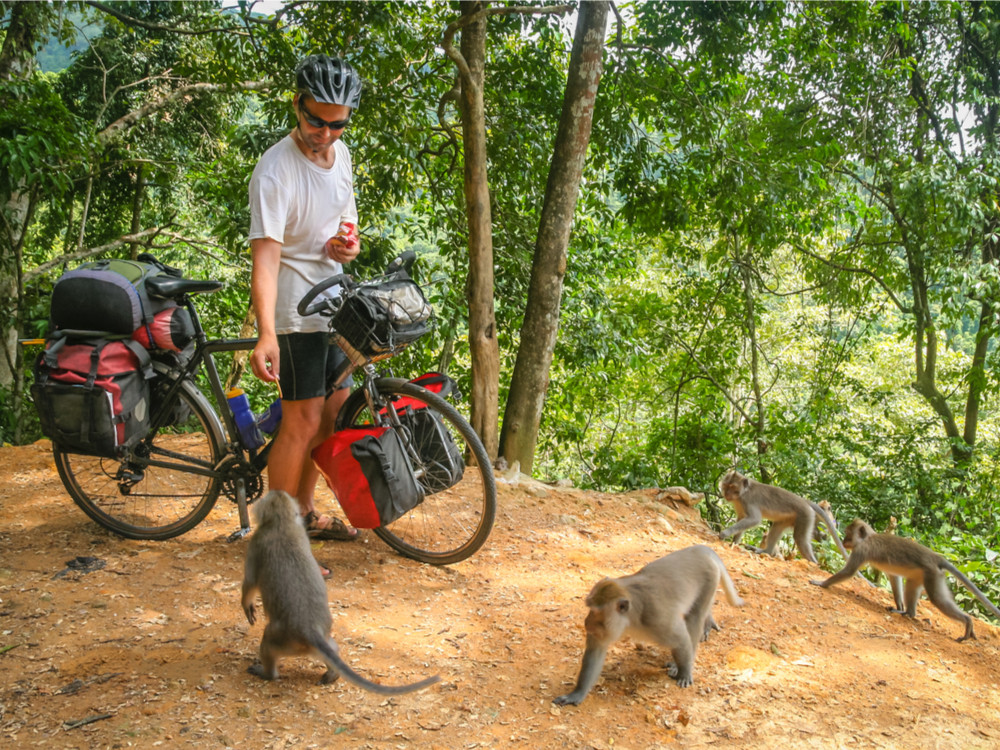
[447,1,500,459]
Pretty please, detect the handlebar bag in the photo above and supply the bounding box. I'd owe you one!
[312,425,424,528]
[31,336,153,457]
[333,272,432,356]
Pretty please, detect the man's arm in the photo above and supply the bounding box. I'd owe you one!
[250,237,282,383]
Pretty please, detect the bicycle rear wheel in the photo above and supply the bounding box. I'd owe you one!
[336,378,496,564]
[53,376,226,540]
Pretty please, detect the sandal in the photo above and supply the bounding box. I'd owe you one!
[318,561,332,580]
[304,511,359,542]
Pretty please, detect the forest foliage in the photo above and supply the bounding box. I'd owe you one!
[2,1,1000,613]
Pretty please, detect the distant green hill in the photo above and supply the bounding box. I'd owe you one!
[36,8,97,73]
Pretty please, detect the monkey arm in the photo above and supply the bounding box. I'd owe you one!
[552,643,608,706]
[719,507,763,541]
[810,552,864,588]
[241,579,259,625]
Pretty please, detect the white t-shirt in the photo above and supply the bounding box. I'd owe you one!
[248,135,358,334]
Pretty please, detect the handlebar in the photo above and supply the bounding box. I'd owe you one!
[297,250,419,318]
[297,273,354,317]
[386,250,417,276]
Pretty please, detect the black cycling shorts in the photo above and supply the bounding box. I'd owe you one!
[276,332,353,401]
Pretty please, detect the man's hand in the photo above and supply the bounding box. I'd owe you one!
[251,334,280,383]
[324,221,360,263]
[324,237,360,263]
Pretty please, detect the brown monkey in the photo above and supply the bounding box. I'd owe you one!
[553,545,744,705]
[811,519,1000,642]
[241,490,440,692]
[718,470,848,564]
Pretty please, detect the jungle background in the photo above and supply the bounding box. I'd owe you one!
[3,1,1000,616]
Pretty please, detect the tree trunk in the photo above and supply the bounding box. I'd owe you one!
[0,2,49,390]
[456,1,500,460]
[735,241,771,480]
[129,164,146,259]
[499,0,608,474]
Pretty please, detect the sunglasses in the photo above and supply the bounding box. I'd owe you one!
[298,98,351,130]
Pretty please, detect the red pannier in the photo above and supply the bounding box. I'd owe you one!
[31,336,152,457]
[312,425,424,529]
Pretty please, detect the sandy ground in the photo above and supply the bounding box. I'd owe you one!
[2,439,1000,749]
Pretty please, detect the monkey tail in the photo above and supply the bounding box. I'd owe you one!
[312,636,441,695]
[711,555,745,607]
[940,561,1000,621]
[809,501,850,562]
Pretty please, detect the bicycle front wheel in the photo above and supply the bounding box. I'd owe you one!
[53,376,226,540]
[336,378,497,564]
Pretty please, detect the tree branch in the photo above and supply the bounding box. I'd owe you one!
[790,240,912,314]
[24,228,164,282]
[85,1,249,36]
[97,80,275,145]
[441,3,573,80]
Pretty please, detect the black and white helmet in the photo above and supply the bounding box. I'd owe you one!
[295,55,362,109]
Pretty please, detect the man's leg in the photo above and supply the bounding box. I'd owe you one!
[266,396,323,497]
[294,385,351,510]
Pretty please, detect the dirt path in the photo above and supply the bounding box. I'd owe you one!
[1,440,999,749]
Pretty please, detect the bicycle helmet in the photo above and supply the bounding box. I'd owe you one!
[295,55,362,109]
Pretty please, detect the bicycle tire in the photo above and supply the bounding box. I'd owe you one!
[53,373,226,540]
[336,377,497,564]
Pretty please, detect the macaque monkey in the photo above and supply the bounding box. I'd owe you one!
[553,545,744,706]
[241,490,440,692]
[718,470,848,564]
[811,519,1000,642]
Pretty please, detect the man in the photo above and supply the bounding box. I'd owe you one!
[248,55,363,564]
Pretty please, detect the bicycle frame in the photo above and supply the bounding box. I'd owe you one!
[141,293,366,541]
[135,295,271,539]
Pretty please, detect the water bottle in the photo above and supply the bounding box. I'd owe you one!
[256,398,282,435]
[226,388,264,450]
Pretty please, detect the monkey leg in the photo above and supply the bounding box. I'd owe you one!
[760,521,793,558]
[319,669,342,685]
[248,625,298,681]
[791,516,818,563]
[925,577,976,642]
[248,644,280,681]
[889,575,905,612]
[701,613,720,641]
[899,579,924,618]
[685,585,716,646]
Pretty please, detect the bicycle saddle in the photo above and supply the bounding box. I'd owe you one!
[146,276,224,299]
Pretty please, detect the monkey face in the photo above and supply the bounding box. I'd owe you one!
[842,519,872,549]
[584,599,630,643]
[584,608,609,639]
